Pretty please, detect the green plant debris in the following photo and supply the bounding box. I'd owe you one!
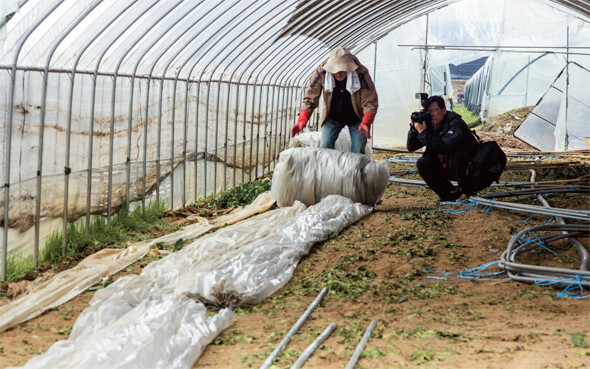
[411,345,435,362]
[570,332,588,348]
[58,326,73,335]
[207,178,271,210]
[360,347,385,359]
[173,238,185,252]
[300,266,378,300]
[87,279,113,291]
[213,329,257,345]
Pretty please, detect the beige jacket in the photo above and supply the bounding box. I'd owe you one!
[301,55,378,126]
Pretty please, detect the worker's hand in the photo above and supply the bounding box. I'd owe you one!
[358,111,375,139]
[413,121,427,133]
[291,110,311,137]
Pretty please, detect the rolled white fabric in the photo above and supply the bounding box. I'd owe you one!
[271,148,389,207]
[289,129,374,161]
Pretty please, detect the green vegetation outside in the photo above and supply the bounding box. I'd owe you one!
[452,103,480,125]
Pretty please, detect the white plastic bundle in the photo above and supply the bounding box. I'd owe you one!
[271,148,389,207]
[289,129,374,161]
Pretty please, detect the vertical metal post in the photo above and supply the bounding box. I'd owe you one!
[142,77,152,209]
[2,63,17,281]
[372,40,378,144]
[182,80,189,206]
[275,85,287,164]
[223,81,232,191]
[126,75,135,207]
[156,79,164,205]
[271,85,281,168]
[86,72,98,233]
[422,14,429,93]
[35,69,50,262]
[242,84,249,185]
[254,84,263,179]
[248,81,257,182]
[167,78,179,208]
[213,80,222,194]
[194,81,200,201]
[203,81,211,197]
[107,73,118,223]
[261,84,271,175]
[232,82,240,188]
[564,24,570,150]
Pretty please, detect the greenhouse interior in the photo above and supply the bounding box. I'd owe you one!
[0,0,589,368]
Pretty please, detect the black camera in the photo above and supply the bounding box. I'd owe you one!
[410,110,430,123]
[410,92,430,124]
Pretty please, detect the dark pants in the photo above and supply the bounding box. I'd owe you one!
[416,151,475,198]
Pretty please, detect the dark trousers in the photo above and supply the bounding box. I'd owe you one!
[416,151,475,198]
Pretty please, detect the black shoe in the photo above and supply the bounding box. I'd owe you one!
[436,188,462,202]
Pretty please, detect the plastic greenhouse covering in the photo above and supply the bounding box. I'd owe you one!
[514,62,590,151]
[1,0,590,366]
[1,0,589,274]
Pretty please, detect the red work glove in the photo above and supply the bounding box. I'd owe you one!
[291,110,311,137]
[358,111,375,139]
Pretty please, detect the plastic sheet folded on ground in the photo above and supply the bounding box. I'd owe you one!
[0,192,275,334]
[289,129,374,160]
[11,194,371,369]
[271,147,389,208]
[9,296,233,369]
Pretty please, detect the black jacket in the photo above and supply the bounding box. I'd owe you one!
[407,111,478,159]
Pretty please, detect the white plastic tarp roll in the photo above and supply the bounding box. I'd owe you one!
[289,129,374,161]
[271,147,389,208]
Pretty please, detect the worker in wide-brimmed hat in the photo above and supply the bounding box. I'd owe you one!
[291,47,378,154]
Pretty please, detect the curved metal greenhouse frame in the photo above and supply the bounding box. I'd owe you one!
[1,0,589,279]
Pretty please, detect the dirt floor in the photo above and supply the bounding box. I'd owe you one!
[0,114,588,368]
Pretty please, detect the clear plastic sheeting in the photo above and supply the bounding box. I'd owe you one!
[12,194,371,368]
[9,298,233,369]
[355,0,590,148]
[0,192,275,334]
[514,62,590,151]
[271,148,389,208]
[288,129,374,160]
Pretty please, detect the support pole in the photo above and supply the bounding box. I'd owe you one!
[290,322,337,369]
[259,287,328,369]
[345,319,377,369]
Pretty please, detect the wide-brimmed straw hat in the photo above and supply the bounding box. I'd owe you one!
[323,47,357,74]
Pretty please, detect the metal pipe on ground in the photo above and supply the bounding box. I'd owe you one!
[535,189,589,271]
[345,319,377,369]
[259,287,328,369]
[290,322,338,369]
[499,224,590,286]
[469,197,589,221]
[478,186,589,198]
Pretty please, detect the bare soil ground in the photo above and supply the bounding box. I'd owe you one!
[0,111,588,368]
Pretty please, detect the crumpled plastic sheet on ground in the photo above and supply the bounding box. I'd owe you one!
[289,129,374,161]
[10,194,371,369]
[271,147,389,208]
[0,192,275,334]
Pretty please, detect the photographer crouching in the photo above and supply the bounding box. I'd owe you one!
[407,95,479,202]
